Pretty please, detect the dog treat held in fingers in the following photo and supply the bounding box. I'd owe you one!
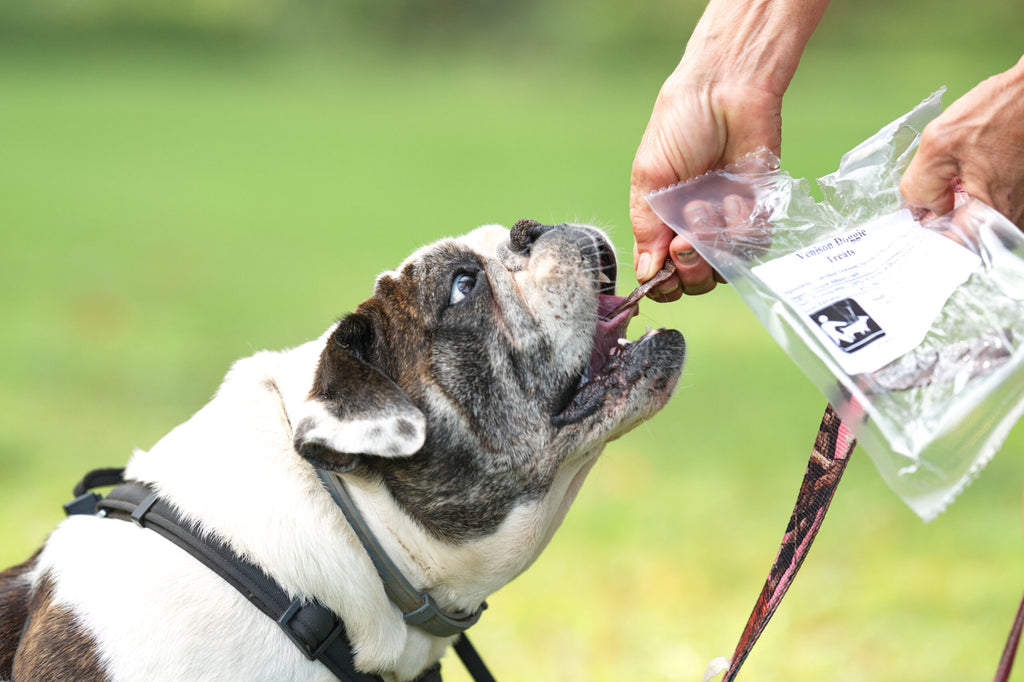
[1,221,685,682]
[604,259,678,320]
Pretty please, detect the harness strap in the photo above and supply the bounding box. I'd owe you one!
[315,470,485,638]
[93,479,391,682]
[453,633,497,682]
[66,473,450,682]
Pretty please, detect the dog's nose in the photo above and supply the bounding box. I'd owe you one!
[509,219,554,255]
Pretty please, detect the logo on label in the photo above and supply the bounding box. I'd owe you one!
[811,298,885,353]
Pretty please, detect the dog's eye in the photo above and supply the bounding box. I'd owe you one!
[450,272,477,305]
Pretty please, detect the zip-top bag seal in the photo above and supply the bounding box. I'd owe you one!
[647,90,1024,520]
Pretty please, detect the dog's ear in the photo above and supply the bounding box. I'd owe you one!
[293,312,426,473]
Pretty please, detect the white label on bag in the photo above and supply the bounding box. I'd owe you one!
[751,209,981,375]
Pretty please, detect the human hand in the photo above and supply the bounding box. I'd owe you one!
[630,75,783,299]
[629,0,828,300]
[900,56,1024,229]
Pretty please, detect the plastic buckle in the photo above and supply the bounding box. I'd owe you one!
[277,600,345,661]
[63,491,103,517]
[402,593,441,629]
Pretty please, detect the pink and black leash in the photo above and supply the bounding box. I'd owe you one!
[712,403,1024,682]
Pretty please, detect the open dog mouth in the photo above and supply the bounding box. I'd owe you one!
[589,259,677,382]
[552,259,680,426]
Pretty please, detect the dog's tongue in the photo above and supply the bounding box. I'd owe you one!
[588,260,677,379]
[589,295,637,379]
[597,294,636,338]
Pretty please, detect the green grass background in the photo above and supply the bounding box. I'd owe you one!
[3,4,1024,680]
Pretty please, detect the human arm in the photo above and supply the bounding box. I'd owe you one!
[630,0,830,298]
[900,55,1024,229]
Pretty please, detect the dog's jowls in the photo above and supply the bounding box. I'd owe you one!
[1,221,685,682]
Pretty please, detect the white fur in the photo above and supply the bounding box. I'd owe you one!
[294,401,426,457]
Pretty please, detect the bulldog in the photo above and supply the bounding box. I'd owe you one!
[0,220,685,682]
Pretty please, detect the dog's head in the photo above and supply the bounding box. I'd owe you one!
[292,221,684,548]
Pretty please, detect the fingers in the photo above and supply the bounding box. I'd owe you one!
[669,236,718,295]
[901,58,1024,228]
[899,127,959,220]
[631,198,721,299]
[630,200,674,292]
[631,166,693,299]
[633,189,760,300]
[722,194,766,251]
[630,194,674,282]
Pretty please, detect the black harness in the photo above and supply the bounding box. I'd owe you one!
[64,468,495,682]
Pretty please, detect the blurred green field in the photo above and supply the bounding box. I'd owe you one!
[3,7,1024,680]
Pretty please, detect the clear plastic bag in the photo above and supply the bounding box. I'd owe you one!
[647,90,1024,520]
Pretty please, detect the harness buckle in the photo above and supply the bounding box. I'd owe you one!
[63,491,103,517]
[277,599,346,662]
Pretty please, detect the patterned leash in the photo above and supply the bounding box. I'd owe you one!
[705,403,1024,681]
[702,403,855,681]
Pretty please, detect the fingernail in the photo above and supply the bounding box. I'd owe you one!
[676,248,700,266]
[656,278,680,295]
[635,252,653,281]
[723,195,744,220]
[683,203,710,227]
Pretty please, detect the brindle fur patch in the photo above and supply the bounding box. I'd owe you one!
[0,552,37,679]
[12,573,108,681]
[303,231,602,542]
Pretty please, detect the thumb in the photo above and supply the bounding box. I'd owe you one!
[629,185,676,282]
[900,132,959,218]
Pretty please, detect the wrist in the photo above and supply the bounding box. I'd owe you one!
[679,0,829,96]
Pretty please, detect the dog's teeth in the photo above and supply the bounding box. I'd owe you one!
[597,271,612,285]
[617,338,630,347]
